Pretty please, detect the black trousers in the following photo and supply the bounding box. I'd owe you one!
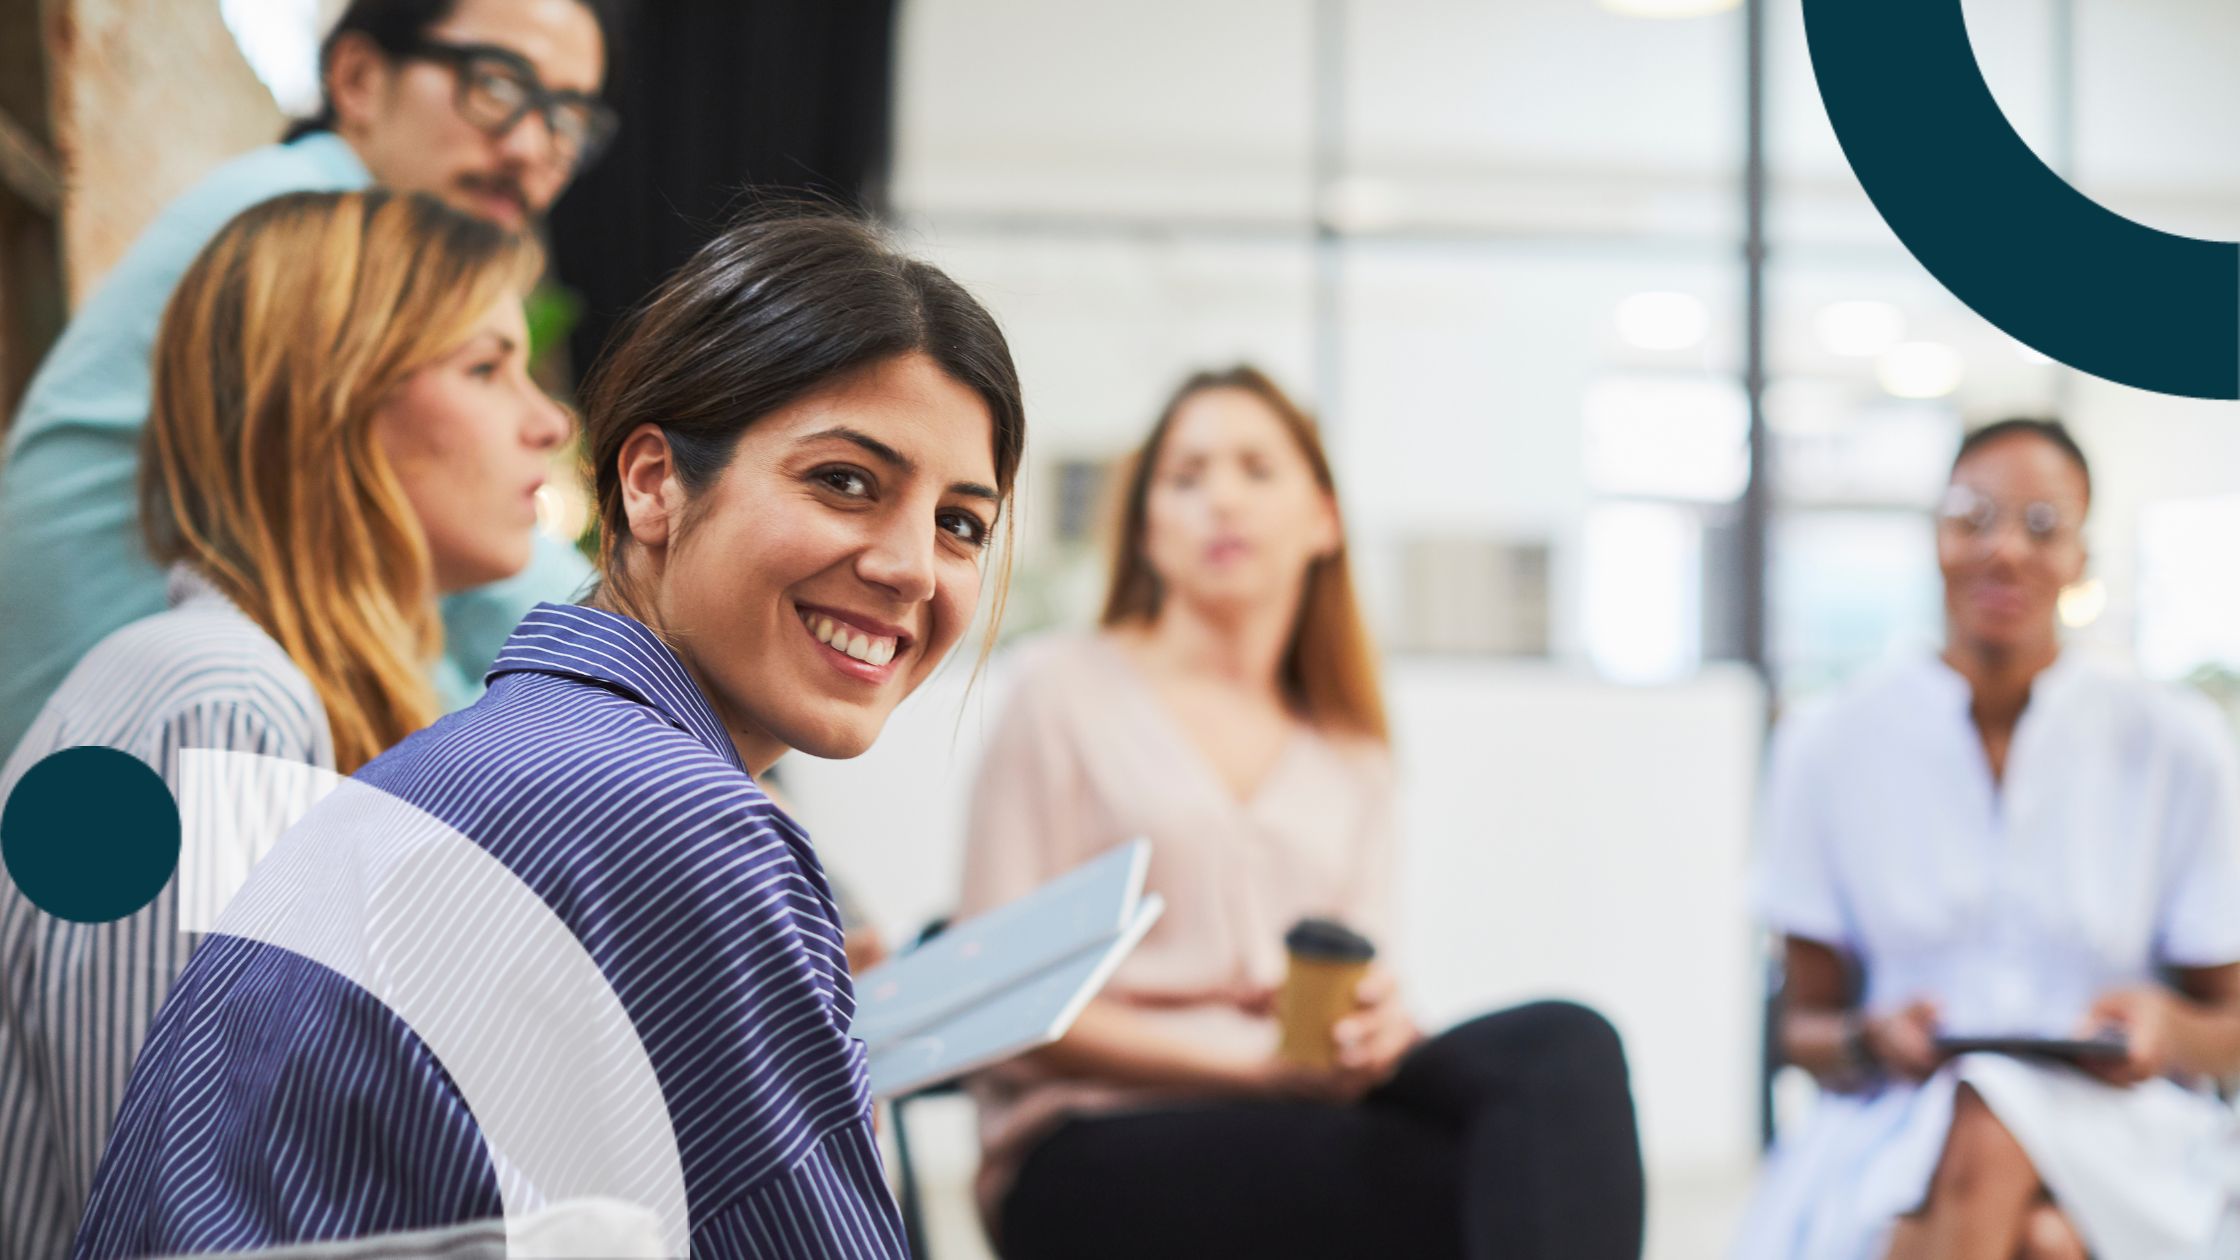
[998,1000,1646,1260]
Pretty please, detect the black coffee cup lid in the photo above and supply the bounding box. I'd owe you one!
[1285,916,1374,963]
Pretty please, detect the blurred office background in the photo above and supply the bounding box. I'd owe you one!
[6,1,2240,1254]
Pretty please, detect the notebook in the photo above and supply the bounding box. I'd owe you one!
[855,839,1162,1099]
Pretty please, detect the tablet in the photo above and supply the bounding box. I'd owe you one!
[850,839,1150,1049]
[865,893,1164,1099]
[1932,1034,2129,1063]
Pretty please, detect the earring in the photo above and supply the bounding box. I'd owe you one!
[2055,578,2105,629]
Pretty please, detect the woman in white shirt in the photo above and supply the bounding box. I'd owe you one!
[1737,419,2240,1260]
[0,189,567,1260]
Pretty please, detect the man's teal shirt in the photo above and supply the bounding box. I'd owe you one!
[0,133,593,763]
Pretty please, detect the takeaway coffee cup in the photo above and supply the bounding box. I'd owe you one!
[1276,917,1377,1068]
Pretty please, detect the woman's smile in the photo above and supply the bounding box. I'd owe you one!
[1962,577,2026,619]
[796,602,909,682]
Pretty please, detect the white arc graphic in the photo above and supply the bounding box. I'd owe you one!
[176,750,690,1256]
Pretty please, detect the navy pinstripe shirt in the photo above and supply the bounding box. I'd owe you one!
[74,604,905,1258]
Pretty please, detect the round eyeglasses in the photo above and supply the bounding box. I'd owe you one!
[1938,484,2077,548]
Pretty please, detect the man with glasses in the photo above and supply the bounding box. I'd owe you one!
[0,0,614,764]
[302,0,616,231]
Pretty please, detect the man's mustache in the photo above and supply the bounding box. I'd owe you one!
[458,173,533,219]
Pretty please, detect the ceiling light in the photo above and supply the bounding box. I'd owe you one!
[1814,300,1906,357]
[1614,291,1709,352]
[1599,0,1740,16]
[1877,341,1965,399]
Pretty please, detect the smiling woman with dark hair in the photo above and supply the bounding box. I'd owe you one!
[73,212,1026,1259]
[1737,419,2240,1260]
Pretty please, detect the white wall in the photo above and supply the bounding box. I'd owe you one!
[2070,382,2240,666]
[1386,659,1765,1172]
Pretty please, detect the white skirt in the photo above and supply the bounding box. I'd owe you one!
[1732,1055,2240,1260]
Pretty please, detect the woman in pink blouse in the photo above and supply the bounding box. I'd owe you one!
[960,366,1645,1259]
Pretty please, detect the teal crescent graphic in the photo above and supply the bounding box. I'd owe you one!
[1804,0,2240,400]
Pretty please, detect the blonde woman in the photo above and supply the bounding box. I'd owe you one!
[960,366,1645,1259]
[0,188,567,1260]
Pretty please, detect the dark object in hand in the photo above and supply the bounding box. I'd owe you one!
[1931,1033,2130,1064]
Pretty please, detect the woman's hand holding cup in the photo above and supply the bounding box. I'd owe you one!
[1332,966,1420,1090]
[1265,917,1406,1101]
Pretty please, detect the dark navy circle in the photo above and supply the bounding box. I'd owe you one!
[1,746,181,924]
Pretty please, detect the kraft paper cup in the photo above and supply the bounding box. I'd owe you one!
[1275,917,1377,1069]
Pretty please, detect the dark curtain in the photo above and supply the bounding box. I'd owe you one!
[546,0,900,381]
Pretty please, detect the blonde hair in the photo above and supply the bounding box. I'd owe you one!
[141,189,544,771]
[1101,365,1389,744]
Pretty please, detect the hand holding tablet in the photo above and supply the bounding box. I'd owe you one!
[852,839,1162,1099]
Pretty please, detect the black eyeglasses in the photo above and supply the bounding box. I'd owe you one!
[403,38,617,170]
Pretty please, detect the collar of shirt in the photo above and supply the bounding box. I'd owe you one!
[487,603,744,770]
[285,130,373,186]
[163,561,227,610]
[1920,647,2088,720]
[162,564,272,636]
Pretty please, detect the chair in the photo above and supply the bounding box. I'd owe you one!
[1759,949,1785,1149]
[1757,938,1860,1148]
[887,917,968,1260]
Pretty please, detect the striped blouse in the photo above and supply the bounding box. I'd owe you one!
[74,603,906,1258]
[0,565,333,1260]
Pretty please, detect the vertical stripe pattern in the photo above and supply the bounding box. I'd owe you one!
[73,604,906,1258]
[0,566,332,1260]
